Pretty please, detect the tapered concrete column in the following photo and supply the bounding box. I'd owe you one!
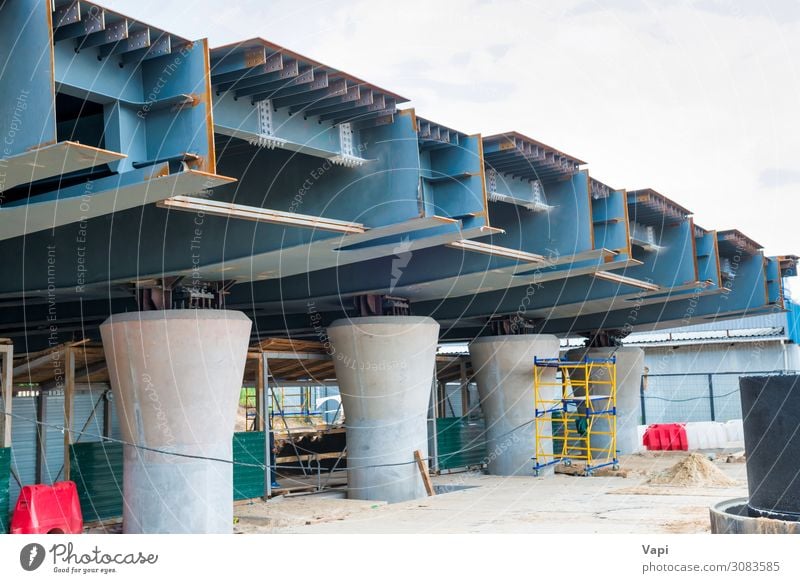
[100,310,252,534]
[327,316,439,503]
[469,335,560,476]
[565,347,645,456]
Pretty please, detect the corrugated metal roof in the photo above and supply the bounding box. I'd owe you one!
[624,326,786,347]
[622,311,790,347]
[440,314,792,354]
[653,311,788,333]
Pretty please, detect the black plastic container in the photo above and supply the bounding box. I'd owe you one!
[739,375,800,521]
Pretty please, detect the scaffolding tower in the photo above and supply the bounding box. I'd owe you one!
[533,356,618,476]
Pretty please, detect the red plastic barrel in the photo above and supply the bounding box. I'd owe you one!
[10,481,83,534]
[642,423,688,451]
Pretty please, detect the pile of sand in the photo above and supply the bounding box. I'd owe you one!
[646,453,737,487]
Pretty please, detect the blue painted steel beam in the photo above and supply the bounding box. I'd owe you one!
[226,177,706,325]
[238,248,788,341]
[0,1,795,352]
[531,250,785,336]
[0,104,493,296]
[0,0,230,243]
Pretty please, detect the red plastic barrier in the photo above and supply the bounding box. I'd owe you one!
[642,423,688,451]
[10,481,83,534]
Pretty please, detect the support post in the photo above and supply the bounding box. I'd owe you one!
[566,346,645,456]
[261,352,272,499]
[640,375,647,426]
[101,310,252,533]
[255,354,265,432]
[708,373,716,421]
[328,316,439,502]
[428,362,439,474]
[0,342,13,448]
[460,358,469,417]
[470,335,561,476]
[63,347,75,481]
[102,390,112,438]
[35,392,46,484]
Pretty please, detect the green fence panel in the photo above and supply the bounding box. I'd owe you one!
[66,432,266,522]
[69,442,124,523]
[0,447,10,532]
[436,417,486,470]
[233,431,265,500]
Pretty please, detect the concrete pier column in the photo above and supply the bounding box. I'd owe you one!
[327,316,439,503]
[565,347,645,456]
[100,310,252,534]
[469,335,560,476]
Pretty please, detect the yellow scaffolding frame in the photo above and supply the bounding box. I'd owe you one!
[533,357,618,476]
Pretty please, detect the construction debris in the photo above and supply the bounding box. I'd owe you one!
[646,453,738,487]
[726,450,747,464]
[414,450,436,497]
[555,464,629,478]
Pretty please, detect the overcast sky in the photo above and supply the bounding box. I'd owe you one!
[104,0,799,262]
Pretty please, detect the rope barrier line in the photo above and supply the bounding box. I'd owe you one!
[2,389,744,475]
[1,411,266,469]
[0,410,536,473]
[642,388,739,402]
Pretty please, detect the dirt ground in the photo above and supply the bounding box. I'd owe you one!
[233,450,748,534]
